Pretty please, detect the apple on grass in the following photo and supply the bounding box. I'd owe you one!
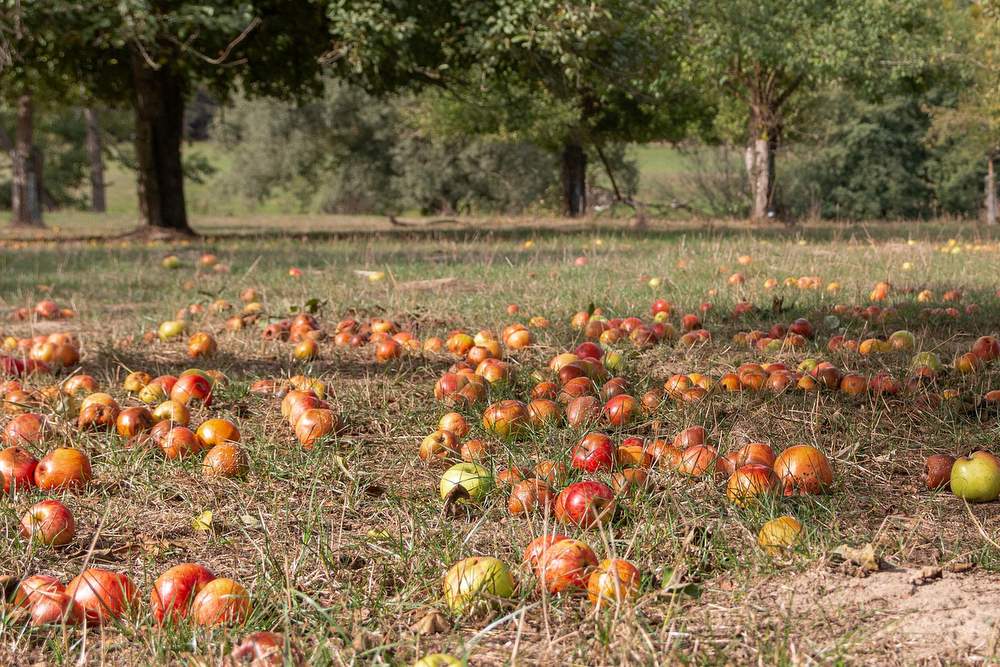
[439,463,492,503]
[951,451,1000,503]
[443,557,515,614]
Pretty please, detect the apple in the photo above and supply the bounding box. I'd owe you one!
[508,479,556,515]
[482,400,528,439]
[3,412,47,446]
[788,318,814,339]
[203,442,249,478]
[536,539,598,594]
[522,534,569,568]
[911,351,942,373]
[602,394,639,427]
[20,499,75,546]
[571,432,616,473]
[773,445,833,495]
[951,451,1000,502]
[195,418,241,449]
[757,516,803,555]
[419,429,459,461]
[440,463,492,502]
[587,559,641,607]
[554,481,616,528]
[438,412,470,438]
[14,575,63,608]
[1,445,38,492]
[675,444,717,476]
[34,448,92,490]
[158,320,186,341]
[443,557,515,614]
[116,407,154,438]
[972,336,1000,362]
[563,396,600,428]
[534,460,568,485]
[151,563,217,623]
[160,427,203,459]
[726,465,779,506]
[524,398,561,429]
[190,577,251,626]
[66,568,138,624]
[413,655,462,667]
[152,399,190,426]
[29,590,82,626]
[925,454,955,490]
[229,632,297,667]
[170,373,213,407]
[888,330,915,351]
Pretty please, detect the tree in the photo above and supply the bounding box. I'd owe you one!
[83,108,106,213]
[690,0,935,220]
[326,0,702,218]
[15,1,330,234]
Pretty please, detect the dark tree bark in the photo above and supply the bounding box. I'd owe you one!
[84,108,106,213]
[131,51,192,233]
[986,154,997,226]
[561,140,587,217]
[11,94,44,227]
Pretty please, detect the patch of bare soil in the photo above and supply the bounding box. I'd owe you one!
[704,565,1000,664]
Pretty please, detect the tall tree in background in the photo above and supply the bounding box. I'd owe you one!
[471,0,701,217]
[691,0,935,221]
[83,108,106,213]
[327,0,702,217]
[18,1,330,235]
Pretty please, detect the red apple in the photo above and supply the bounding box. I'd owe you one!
[554,481,616,528]
[536,539,598,594]
[66,568,138,624]
[151,563,216,623]
[20,499,75,546]
[571,432,615,473]
[34,448,92,490]
[773,445,833,495]
[1,445,38,492]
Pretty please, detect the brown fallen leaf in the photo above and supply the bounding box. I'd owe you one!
[831,543,882,575]
[909,566,942,586]
[410,609,450,635]
[945,561,975,573]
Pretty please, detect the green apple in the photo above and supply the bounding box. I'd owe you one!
[911,351,942,372]
[797,358,818,373]
[158,320,186,341]
[162,255,181,269]
[648,277,662,289]
[888,330,915,351]
[439,463,492,503]
[653,311,670,323]
[604,350,624,370]
[951,451,1000,503]
[443,557,515,614]
[413,655,462,667]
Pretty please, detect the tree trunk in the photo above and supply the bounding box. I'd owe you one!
[986,155,997,226]
[561,141,587,217]
[84,108,106,213]
[131,52,192,233]
[747,110,779,222]
[10,94,44,227]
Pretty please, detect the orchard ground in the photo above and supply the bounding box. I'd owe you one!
[2,216,1000,665]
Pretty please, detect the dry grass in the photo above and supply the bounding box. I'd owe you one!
[1,216,1000,665]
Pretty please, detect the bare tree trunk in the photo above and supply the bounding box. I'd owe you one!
[561,140,587,217]
[747,108,779,222]
[11,94,44,227]
[986,155,997,226]
[131,50,192,233]
[84,108,106,213]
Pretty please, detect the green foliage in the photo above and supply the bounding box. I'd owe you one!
[215,83,562,215]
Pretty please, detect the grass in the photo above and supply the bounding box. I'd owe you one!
[1,217,1000,664]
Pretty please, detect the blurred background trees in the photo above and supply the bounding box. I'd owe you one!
[1,0,998,229]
